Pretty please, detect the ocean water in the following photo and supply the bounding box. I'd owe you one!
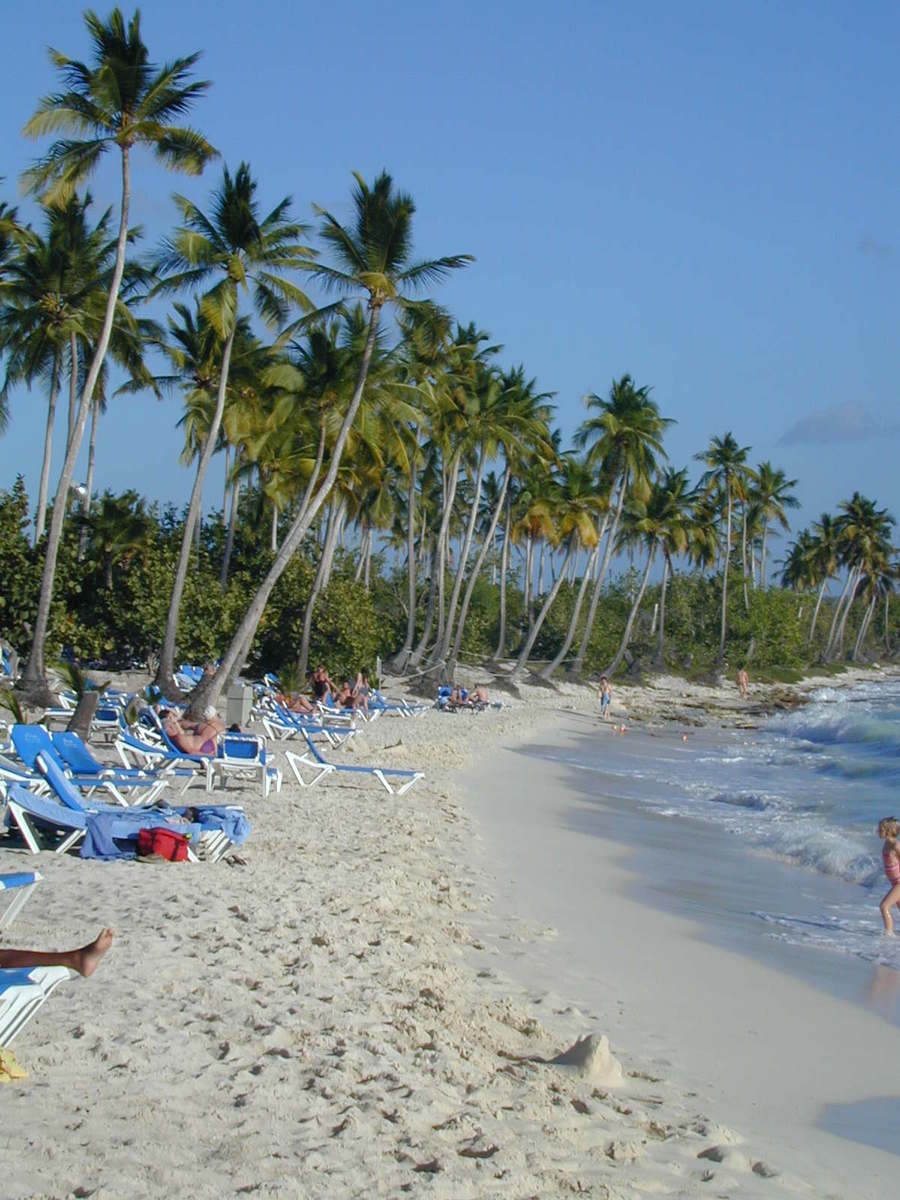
[534,679,900,973]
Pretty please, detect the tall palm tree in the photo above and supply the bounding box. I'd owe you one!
[150,162,314,695]
[569,375,671,675]
[510,455,601,681]
[696,432,750,663]
[804,513,839,645]
[652,467,694,665]
[186,171,472,716]
[825,493,895,660]
[753,461,799,588]
[19,7,214,699]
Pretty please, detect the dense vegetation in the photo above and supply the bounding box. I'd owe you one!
[1,9,897,705]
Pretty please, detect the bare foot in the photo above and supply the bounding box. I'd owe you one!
[76,928,114,977]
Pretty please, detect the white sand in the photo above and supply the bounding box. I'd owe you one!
[2,673,892,1197]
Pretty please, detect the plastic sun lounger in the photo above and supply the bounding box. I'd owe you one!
[284,730,424,796]
[260,701,356,748]
[0,870,43,930]
[114,729,207,795]
[12,724,140,808]
[51,732,169,805]
[0,965,74,1044]
[206,733,282,799]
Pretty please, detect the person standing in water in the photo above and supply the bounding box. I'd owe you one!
[878,817,900,935]
[598,676,611,720]
[736,665,750,698]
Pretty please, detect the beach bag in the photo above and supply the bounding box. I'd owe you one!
[137,827,190,862]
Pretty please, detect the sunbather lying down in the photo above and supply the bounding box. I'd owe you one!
[0,928,113,977]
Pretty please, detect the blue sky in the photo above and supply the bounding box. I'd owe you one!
[2,0,898,548]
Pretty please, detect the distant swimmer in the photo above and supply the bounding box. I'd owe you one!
[878,817,900,935]
[598,676,611,720]
[736,665,750,698]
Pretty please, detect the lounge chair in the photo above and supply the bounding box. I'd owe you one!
[259,700,356,748]
[206,733,282,798]
[51,731,169,805]
[114,727,207,795]
[0,870,42,930]
[11,724,161,807]
[0,964,73,1044]
[5,781,243,863]
[284,730,424,796]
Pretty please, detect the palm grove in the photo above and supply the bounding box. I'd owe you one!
[1,10,897,714]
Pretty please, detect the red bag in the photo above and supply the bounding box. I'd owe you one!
[137,827,190,861]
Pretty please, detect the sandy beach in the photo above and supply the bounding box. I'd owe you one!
[3,669,898,1198]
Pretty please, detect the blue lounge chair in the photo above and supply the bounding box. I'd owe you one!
[259,699,356,748]
[114,727,207,794]
[11,724,160,807]
[0,965,73,1044]
[51,731,169,805]
[205,733,282,798]
[0,871,42,930]
[284,730,424,796]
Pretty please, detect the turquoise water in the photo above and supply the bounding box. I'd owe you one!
[536,680,900,972]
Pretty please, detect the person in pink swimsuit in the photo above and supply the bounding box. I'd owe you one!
[877,817,900,934]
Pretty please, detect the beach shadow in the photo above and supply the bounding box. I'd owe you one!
[819,1096,900,1157]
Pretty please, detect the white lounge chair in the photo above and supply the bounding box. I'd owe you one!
[0,965,74,1044]
[0,870,43,930]
[284,730,424,796]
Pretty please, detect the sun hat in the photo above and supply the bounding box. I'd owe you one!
[203,704,217,719]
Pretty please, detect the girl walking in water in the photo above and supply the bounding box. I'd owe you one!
[878,817,900,934]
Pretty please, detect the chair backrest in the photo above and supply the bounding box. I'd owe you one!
[220,734,263,762]
[52,731,101,774]
[35,752,89,812]
[11,724,54,770]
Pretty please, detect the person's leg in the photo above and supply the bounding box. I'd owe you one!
[0,928,114,976]
[880,884,900,933]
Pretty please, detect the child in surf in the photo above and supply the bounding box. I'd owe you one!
[877,817,900,934]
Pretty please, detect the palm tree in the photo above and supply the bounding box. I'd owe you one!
[825,493,895,660]
[696,432,750,664]
[76,488,152,589]
[19,7,214,699]
[753,461,799,588]
[150,162,314,696]
[510,456,601,681]
[569,375,671,675]
[651,467,694,665]
[186,171,473,716]
[803,514,839,645]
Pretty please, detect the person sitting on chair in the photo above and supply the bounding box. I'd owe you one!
[161,706,224,755]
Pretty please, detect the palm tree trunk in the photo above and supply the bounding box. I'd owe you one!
[655,553,671,666]
[761,524,769,590]
[437,447,487,664]
[411,538,437,665]
[540,542,599,679]
[605,545,657,676]
[77,394,100,561]
[449,465,510,675]
[523,535,533,628]
[808,579,828,645]
[66,332,78,453]
[835,565,861,658]
[510,536,577,680]
[741,507,749,610]
[297,499,344,679]
[825,566,857,660]
[155,324,236,698]
[185,301,383,719]
[537,541,546,598]
[22,147,132,699]
[719,491,733,662]
[433,452,461,649]
[354,520,367,583]
[493,496,511,661]
[222,444,230,524]
[571,487,622,674]
[34,349,60,545]
[392,460,418,669]
[220,468,241,591]
[851,593,877,661]
[270,503,278,552]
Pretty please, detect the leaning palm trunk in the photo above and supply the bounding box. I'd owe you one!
[155,325,236,698]
[183,302,382,719]
[436,449,486,665]
[605,545,657,677]
[411,539,438,666]
[22,150,132,699]
[510,535,577,681]
[824,567,857,660]
[655,553,671,665]
[718,491,733,662]
[220,467,241,592]
[540,543,599,680]
[741,508,749,610]
[78,394,100,561]
[297,499,344,679]
[807,578,828,646]
[433,452,461,649]
[570,489,622,675]
[835,566,862,659]
[34,350,61,545]
[851,592,877,661]
[448,466,510,677]
[493,498,512,662]
[391,461,419,670]
[522,535,533,629]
